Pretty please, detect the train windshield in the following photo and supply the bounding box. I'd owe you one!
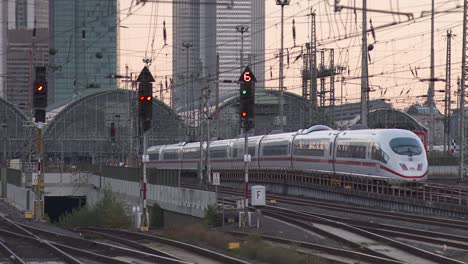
[389,137,422,156]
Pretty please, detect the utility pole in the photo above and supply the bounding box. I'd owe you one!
[310,10,318,124]
[445,30,454,154]
[360,0,369,127]
[459,0,468,181]
[182,42,193,140]
[276,0,290,131]
[236,25,249,70]
[215,54,220,138]
[429,0,436,151]
[199,84,211,185]
[319,50,326,124]
[329,49,335,127]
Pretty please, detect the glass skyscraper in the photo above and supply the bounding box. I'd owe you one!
[172,0,264,111]
[49,0,118,105]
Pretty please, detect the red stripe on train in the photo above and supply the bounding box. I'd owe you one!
[380,165,427,179]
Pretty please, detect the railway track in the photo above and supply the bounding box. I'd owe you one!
[184,183,468,264]
[75,227,250,264]
[0,214,82,264]
[0,216,192,264]
[224,230,405,264]
[191,183,468,230]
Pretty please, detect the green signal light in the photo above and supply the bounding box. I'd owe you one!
[242,90,247,95]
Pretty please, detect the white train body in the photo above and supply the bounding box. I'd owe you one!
[147,126,428,183]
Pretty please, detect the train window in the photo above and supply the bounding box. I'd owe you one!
[371,145,389,163]
[149,153,159,160]
[163,152,178,160]
[248,147,256,157]
[263,144,289,156]
[389,137,422,156]
[336,144,366,159]
[183,149,200,159]
[232,148,238,158]
[293,139,326,156]
[210,149,227,158]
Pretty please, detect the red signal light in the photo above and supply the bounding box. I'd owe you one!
[139,96,145,101]
[36,85,44,92]
[241,111,248,118]
[146,96,152,101]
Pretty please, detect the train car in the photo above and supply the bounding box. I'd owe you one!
[147,126,428,184]
[258,132,295,168]
[230,136,263,169]
[209,139,232,169]
[292,126,334,171]
[157,143,183,170]
[368,129,427,182]
[181,142,202,170]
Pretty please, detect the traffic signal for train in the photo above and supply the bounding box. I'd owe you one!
[33,68,48,123]
[137,66,155,132]
[238,66,256,131]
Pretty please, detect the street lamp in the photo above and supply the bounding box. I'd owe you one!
[276,0,290,132]
[182,42,193,139]
[235,25,249,70]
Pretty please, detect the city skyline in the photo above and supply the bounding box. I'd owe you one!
[119,0,464,113]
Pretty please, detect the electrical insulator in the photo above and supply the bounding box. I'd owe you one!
[292,19,296,46]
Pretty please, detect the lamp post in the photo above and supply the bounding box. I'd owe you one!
[235,25,249,70]
[182,42,193,140]
[276,0,290,132]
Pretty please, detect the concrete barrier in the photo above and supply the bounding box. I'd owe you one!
[86,174,216,218]
[429,166,459,180]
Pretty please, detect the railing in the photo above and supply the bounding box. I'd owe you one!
[217,168,468,208]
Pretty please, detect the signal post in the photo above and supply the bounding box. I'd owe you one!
[32,66,47,220]
[239,66,256,227]
[137,66,154,232]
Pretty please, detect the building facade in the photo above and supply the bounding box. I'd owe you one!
[1,0,49,113]
[172,0,265,111]
[6,29,49,114]
[216,0,265,94]
[49,0,118,105]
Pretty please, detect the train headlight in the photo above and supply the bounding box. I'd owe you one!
[417,163,423,171]
[399,163,408,171]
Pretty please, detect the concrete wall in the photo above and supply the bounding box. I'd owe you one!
[429,166,458,180]
[0,182,33,212]
[86,174,216,218]
[31,172,214,218]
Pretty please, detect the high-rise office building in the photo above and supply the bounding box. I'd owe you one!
[172,0,264,111]
[49,0,118,104]
[1,0,49,113]
[6,29,49,113]
[7,0,48,30]
[216,0,265,94]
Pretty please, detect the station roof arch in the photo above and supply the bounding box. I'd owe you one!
[42,89,187,164]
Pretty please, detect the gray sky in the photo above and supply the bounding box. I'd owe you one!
[118,0,464,110]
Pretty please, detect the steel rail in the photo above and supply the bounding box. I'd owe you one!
[13,222,190,264]
[77,227,250,264]
[0,216,83,264]
[262,206,466,264]
[0,239,26,264]
[188,183,468,230]
[224,230,405,264]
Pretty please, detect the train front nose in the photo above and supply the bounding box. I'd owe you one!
[397,160,427,180]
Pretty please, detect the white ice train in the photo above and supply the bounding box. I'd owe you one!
[146,125,428,183]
